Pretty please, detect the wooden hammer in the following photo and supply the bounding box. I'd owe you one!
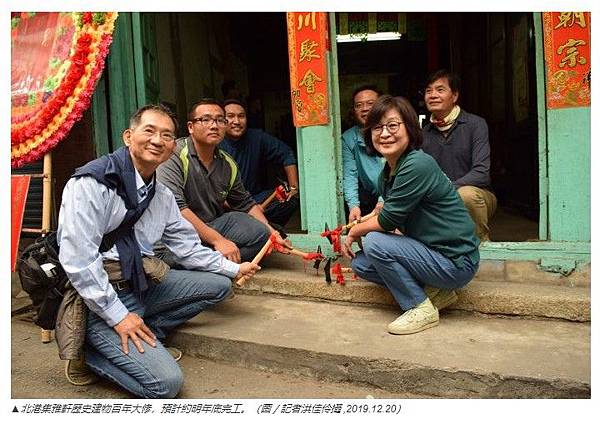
[234,237,273,287]
[342,210,377,232]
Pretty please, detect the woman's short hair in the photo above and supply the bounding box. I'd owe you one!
[363,95,423,155]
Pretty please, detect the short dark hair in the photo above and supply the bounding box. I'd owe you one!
[129,104,178,133]
[223,98,248,112]
[425,69,461,94]
[348,84,381,124]
[363,95,423,155]
[187,98,224,121]
[351,84,381,103]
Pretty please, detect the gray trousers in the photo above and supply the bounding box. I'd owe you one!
[208,211,271,262]
[156,211,271,265]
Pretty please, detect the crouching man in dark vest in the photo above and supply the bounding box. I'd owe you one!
[57,104,259,398]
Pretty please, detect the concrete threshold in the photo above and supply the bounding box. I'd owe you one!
[170,294,590,399]
[238,264,590,322]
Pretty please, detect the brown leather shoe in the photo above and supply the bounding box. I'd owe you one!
[65,355,99,386]
[166,346,183,362]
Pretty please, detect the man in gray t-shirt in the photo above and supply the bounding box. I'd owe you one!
[157,99,291,263]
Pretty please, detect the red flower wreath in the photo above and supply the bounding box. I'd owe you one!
[11,12,118,168]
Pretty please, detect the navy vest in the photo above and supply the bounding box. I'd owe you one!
[72,147,156,296]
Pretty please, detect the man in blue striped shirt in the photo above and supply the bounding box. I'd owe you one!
[58,104,259,398]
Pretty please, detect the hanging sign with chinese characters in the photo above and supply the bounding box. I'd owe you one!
[543,12,591,109]
[287,12,329,127]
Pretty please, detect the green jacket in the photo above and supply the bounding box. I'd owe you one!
[377,149,480,268]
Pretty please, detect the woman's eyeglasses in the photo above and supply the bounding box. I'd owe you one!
[372,121,404,135]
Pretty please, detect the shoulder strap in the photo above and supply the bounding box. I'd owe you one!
[180,139,237,195]
[180,139,190,185]
[218,150,238,195]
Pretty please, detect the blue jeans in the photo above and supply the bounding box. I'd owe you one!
[208,211,270,261]
[84,269,232,398]
[351,232,478,311]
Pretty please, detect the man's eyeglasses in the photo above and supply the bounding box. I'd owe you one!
[353,100,375,110]
[191,116,228,127]
[371,121,404,135]
[138,127,176,142]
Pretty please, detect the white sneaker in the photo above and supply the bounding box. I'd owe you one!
[387,298,439,335]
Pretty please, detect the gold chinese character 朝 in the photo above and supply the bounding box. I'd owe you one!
[299,69,322,94]
[554,12,587,29]
[297,12,317,30]
[557,38,587,68]
[299,39,321,62]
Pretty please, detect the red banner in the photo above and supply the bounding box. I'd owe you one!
[543,12,591,109]
[11,175,31,272]
[287,12,329,127]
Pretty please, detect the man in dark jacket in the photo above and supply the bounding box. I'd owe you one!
[220,99,299,227]
[422,69,497,241]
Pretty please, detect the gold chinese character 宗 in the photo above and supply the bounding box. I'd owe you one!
[557,38,587,68]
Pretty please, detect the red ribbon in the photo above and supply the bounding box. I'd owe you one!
[320,226,342,253]
[331,263,345,285]
[275,185,287,202]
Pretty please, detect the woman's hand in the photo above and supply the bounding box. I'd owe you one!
[341,233,359,260]
[373,202,384,215]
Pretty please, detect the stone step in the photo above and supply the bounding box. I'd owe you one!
[169,293,590,399]
[236,255,590,322]
[11,317,408,399]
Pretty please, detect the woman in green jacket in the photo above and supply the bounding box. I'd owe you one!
[341,95,480,335]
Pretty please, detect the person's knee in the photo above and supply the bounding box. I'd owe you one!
[362,232,389,260]
[484,191,498,219]
[143,364,183,399]
[243,214,271,242]
[190,272,232,302]
[224,211,270,246]
[213,275,233,301]
[252,225,271,247]
[350,251,371,275]
[457,186,483,208]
